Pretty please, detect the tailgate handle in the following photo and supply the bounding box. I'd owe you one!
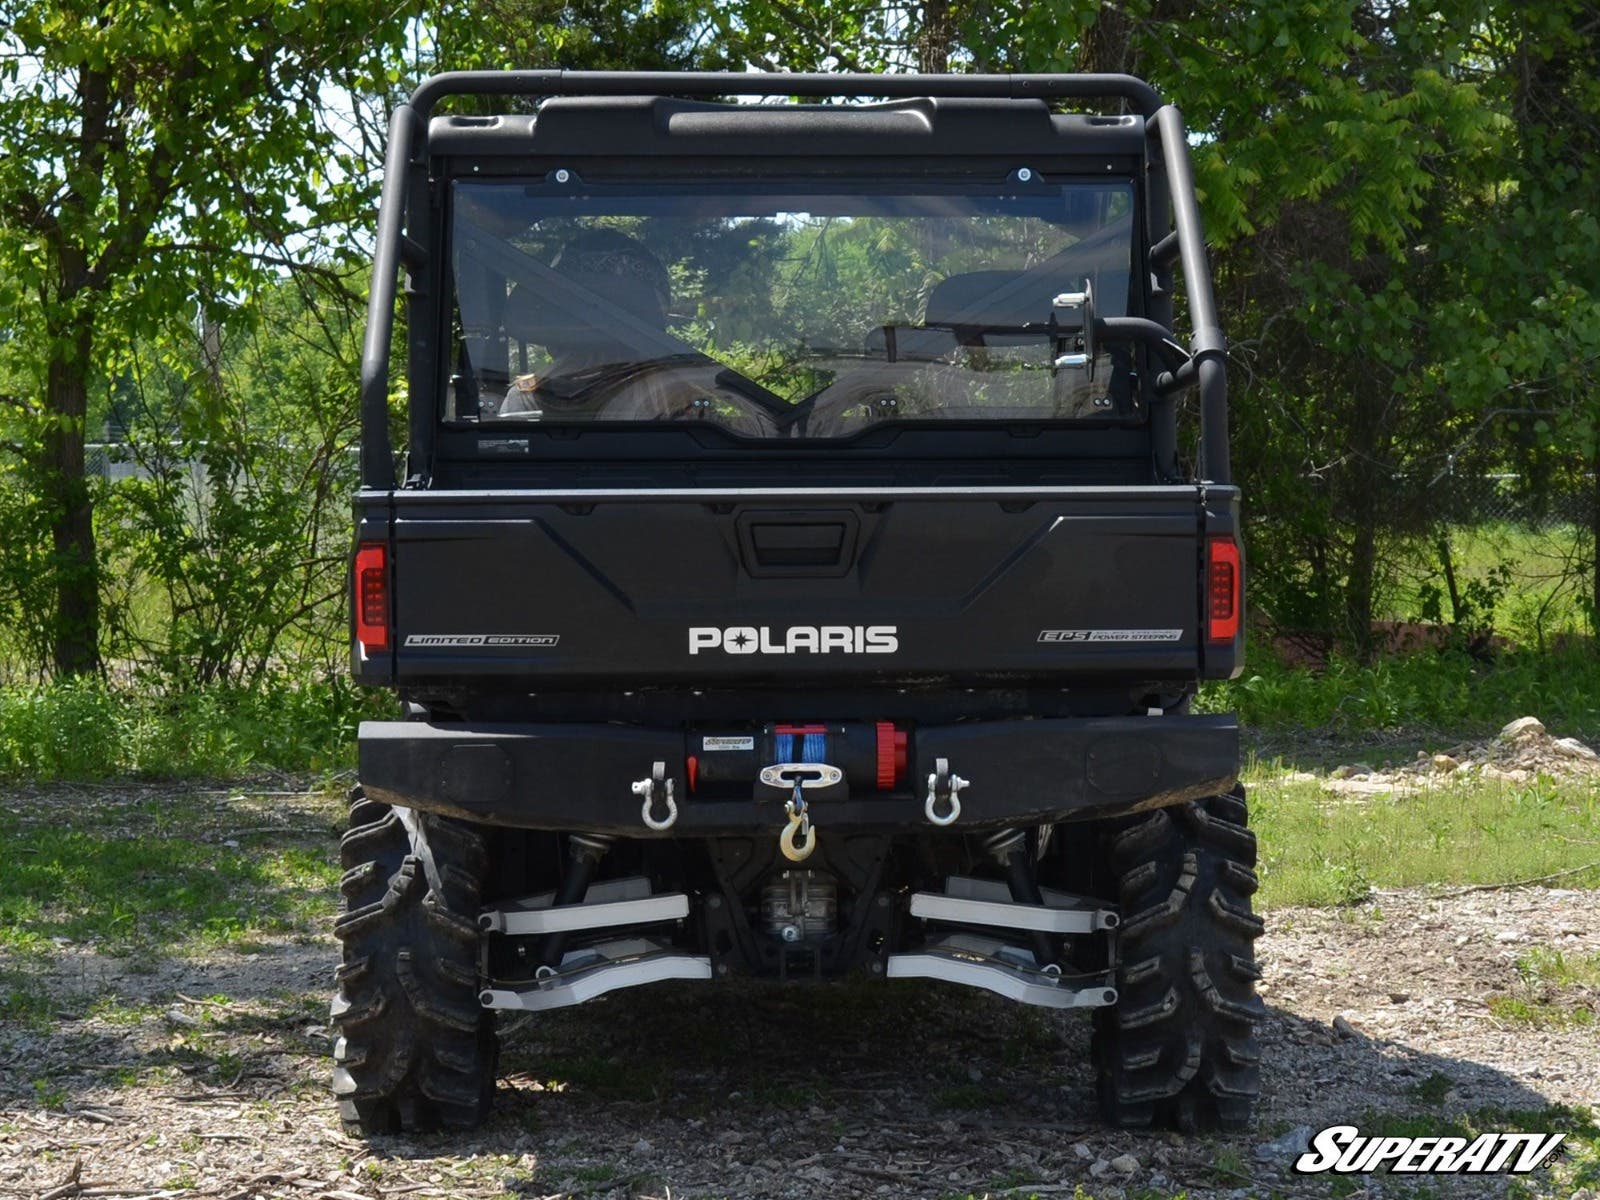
[749,522,846,566]
[736,511,861,577]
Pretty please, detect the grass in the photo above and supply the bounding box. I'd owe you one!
[1247,768,1600,909]
[1390,522,1589,646]
[1480,947,1600,1028]
[1486,995,1596,1028]
[1518,947,1600,990]
[1,970,56,1031]
[0,672,392,779]
[932,1081,1008,1110]
[536,1052,666,1101]
[1406,1071,1456,1105]
[1208,1145,1248,1182]
[1202,642,1600,743]
[747,1081,818,1107]
[0,796,338,957]
[1355,1103,1600,1193]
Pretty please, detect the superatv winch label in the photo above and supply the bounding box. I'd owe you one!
[701,736,755,751]
[1037,629,1183,643]
[689,626,898,655]
[404,634,560,647]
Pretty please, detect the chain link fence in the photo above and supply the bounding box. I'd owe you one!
[1429,472,1591,531]
[85,441,361,484]
[85,442,154,482]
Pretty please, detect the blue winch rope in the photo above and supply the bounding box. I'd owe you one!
[802,732,826,763]
[774,733,793,761]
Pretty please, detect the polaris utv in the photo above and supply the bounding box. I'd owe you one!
[337,69,1260,1137]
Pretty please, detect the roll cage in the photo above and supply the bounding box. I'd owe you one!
[359,71,1227,489]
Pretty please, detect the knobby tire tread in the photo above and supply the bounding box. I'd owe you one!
[330,787,497,1135]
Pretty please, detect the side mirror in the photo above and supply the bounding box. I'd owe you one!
[1051,279,1096,383]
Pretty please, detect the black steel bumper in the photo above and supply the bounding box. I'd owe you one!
[357,714,1239,835]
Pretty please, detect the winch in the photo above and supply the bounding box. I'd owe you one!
[685,721,908,798]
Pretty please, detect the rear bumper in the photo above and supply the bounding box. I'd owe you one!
[358,713,1238,834]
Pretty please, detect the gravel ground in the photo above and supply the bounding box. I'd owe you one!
[1312,716,1600,797]
[2,792,1598,1200]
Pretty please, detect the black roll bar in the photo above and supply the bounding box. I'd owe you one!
[358,70,1228,489]
[408,70,1165,120]
[358,104,413,488]
[1150,106,1229,484]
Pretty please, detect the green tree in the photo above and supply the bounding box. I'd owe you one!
[0,0,407,674]
[1445,3,1600,632]
[951,0,1548,650]
[427,0,738,76]
[102,274,364,687]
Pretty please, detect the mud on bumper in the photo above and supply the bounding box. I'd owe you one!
[358,714,1240,834]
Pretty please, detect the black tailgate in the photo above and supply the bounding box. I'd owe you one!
[365,486,1210,685]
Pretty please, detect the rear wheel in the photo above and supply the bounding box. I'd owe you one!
[1091,788,1264,1131]
[330,788,498,1135]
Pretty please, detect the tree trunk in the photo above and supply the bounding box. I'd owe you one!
[917,0,954,74]
[1592,444,1600,642]
[1341,386,1390,662]
[1344,515,1377,662]
[1436,533,1464,625]
[43,319,100,676]
[35,64,112,678]
[1078,4,1132,75]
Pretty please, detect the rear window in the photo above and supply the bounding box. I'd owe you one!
[447,179,1136,438]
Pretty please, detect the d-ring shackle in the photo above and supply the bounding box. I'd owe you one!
[925,757,968,826]
[632,761,677,831]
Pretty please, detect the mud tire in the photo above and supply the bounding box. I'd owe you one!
[1091,787,1264,1131]
[330,787,497,1135]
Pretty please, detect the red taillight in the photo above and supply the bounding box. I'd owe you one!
[354,541,389,652]
[1207,536,1241,644]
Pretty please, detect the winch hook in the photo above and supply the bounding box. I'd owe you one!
[780,781,815,862]
[780,810,816,862]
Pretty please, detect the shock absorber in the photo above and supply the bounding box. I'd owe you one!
[981,828,1057,969]
[538,833,613,967]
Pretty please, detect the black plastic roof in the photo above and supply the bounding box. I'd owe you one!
[426,97,1147,160]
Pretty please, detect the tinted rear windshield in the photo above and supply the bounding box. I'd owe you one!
[448,180,1135,438]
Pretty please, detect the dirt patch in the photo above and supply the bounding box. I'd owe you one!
[3,881,1597,1199]
[3,778,1597,1198]
[1317,716,1600,797]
